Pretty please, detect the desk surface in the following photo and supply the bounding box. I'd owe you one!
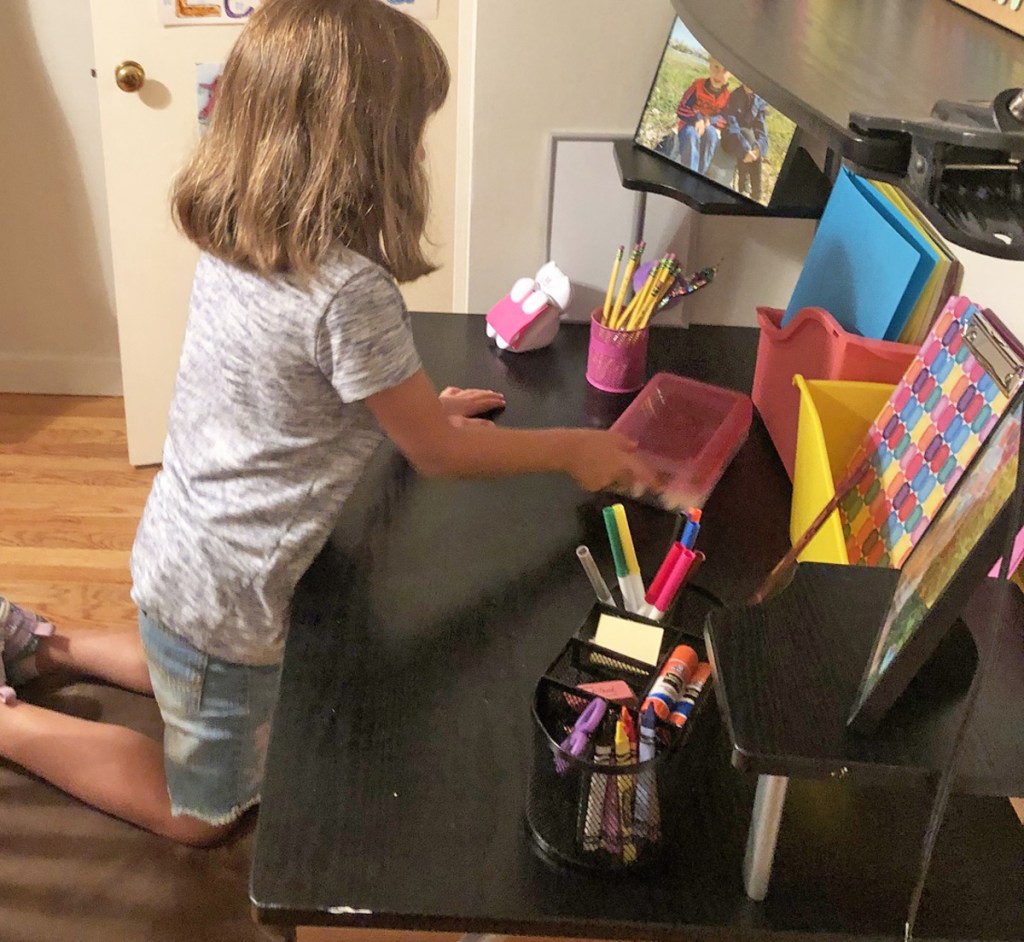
[672,0,1024,164]
[251,315,1024,940]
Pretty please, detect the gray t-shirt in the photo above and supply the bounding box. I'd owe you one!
[130,250,421,666]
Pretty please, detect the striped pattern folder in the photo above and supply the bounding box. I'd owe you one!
[839,296,1009,567]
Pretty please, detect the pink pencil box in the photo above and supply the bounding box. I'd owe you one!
[609,372,752,512]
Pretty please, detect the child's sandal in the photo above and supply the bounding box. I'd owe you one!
[0,596,57,702]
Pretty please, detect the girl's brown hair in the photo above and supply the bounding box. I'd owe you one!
[172,0,450,283]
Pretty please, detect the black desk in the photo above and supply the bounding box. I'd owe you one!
[251,315,1024,940]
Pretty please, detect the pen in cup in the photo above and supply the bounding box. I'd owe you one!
[576,545,615,607]
[647,546,698,622]
[611,504,646,613]
[680,507,702,550]
[639,542,683,619]
[603,506,639,613]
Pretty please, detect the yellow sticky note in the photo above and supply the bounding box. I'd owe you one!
[593,613,664,666]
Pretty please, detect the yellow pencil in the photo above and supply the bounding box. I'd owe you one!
[620,264,658,331]
[603,245,623,324]
[635,271,677,330]
[624,255,672,331]
[619,252,668,330]
[609,242,644,327]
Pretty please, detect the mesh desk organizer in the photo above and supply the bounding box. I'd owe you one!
[527,604,714,872]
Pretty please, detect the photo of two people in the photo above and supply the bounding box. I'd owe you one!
[634,18,799,207]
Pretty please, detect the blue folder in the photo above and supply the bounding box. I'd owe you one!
[782,168,939,341]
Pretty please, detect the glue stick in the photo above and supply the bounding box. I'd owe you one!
[641,645,699,721]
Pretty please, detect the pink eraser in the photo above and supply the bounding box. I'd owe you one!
[576,679,637,707]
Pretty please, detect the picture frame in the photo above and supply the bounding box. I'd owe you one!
[633,17,801,209]
[846,388,1024,735]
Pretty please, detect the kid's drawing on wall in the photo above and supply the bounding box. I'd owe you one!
[196,63,222,133]
[161,0,436,26]
[160,0,258,26]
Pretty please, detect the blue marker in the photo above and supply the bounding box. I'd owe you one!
[680,507,702,550]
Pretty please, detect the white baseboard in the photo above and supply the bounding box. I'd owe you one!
[0,352,123,396]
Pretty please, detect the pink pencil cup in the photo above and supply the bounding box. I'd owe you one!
[586,310,650,394]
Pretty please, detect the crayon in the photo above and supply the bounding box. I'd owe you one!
[614,718,637,864]
[669,662,712,728]
[555,696,606,773]
[582,714,614,853]
[641,645,699,720]
[600,716,622,855]
[635,703,660,843]
[620,705,638,760]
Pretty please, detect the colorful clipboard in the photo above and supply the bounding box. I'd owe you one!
[838,295,1023,568]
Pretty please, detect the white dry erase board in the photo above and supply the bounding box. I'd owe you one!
[546,134,694,326]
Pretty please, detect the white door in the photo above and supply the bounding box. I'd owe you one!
[91,1,460,466]
[90,1,245,466]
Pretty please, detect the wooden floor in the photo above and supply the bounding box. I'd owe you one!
[1,393,1020,941]
[0,393,156,634]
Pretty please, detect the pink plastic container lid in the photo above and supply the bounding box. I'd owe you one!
[752,306,917,480]
[609,372,752,512]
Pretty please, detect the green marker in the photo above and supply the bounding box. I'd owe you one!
[603,506,631,610]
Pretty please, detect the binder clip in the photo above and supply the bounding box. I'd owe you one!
[849,87,1024,260]
[485,261,572,352]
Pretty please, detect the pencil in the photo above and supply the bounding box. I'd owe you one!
[618,260,658,331]
[609,242,644,327]
[627,256,675,331]
[619,253,669,331]
[602,245,623,324]
[634,268,677,330]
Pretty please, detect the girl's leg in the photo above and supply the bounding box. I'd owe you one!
[2,595,152,694]
[34,627,153,694]
[0,699,232,847]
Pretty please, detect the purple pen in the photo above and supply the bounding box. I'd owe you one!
[555,697,607,773]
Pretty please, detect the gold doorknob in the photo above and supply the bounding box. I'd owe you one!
[114,61,145,93]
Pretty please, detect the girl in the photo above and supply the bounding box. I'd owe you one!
[0,0,657,847]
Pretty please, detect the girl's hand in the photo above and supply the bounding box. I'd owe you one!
[438,386,506,419]
[566,430,663,496]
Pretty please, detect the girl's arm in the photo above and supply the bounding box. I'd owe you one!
[367,369,660,494]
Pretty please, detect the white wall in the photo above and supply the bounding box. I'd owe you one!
[957,247,1024,339]
[465,0,675,313]
[3,1,1021,395]
[463,2,816,327]
[400,0,460,314]
[0,0,120,394]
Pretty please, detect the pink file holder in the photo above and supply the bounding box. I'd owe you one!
[752,306,918,480]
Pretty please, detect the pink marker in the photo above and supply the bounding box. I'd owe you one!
[639,543,684,619]
[646,546,697,622]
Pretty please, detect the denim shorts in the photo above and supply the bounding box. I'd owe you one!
[138,611,281,826]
